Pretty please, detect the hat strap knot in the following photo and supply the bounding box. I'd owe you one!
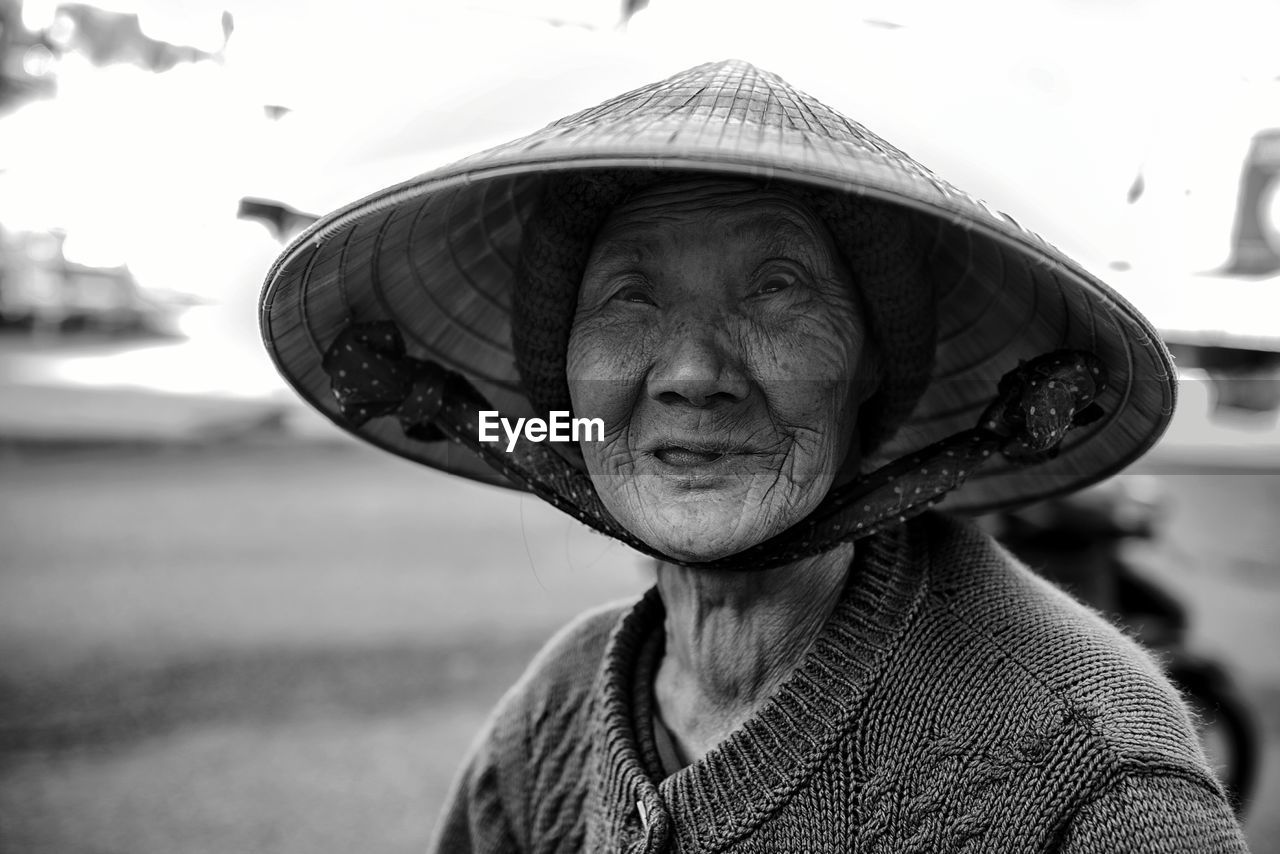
[321,322,1107,571]
[980,350,1108,463]
[323,322,652,549]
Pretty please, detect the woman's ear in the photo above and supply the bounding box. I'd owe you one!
[831,341,885,487]
[852,336,884,407]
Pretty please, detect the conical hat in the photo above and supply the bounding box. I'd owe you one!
[260,59,1175,515]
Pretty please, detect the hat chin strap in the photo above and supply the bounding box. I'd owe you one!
[323,321,1107,572]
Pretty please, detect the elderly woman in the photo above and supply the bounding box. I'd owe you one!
[260,62,1249,852]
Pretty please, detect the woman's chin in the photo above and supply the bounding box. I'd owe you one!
[633,510,777,564]
[592,474,830,564]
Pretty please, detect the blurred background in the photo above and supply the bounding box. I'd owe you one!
[0,1,1278,851]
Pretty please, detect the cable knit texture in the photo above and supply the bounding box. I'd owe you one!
[428,514,1249,853]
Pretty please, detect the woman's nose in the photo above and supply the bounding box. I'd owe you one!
[646,321,750,407]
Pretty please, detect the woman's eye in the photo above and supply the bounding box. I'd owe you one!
[755,270,799,296]
[612,284,655,305]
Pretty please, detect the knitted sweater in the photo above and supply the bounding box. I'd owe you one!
[429,514,1249,853]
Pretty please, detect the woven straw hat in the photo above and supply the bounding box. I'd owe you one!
[260,59,1175,517]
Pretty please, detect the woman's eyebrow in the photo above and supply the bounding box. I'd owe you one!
[731,212,818,253]
[588,236,654,270]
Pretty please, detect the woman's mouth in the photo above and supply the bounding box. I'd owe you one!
[654,447,727,467]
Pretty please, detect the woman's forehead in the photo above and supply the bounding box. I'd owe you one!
[595,178,833,249]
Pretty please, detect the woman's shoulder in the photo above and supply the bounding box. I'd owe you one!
[896,513,1204,766]
[517,596,641,693]
[484,594,646,738]
[431,597,646,851]
[494,596,635,701]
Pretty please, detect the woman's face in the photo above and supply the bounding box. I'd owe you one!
[566,178,877,563]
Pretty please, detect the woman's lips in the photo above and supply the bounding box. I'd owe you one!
[654,447,727,467]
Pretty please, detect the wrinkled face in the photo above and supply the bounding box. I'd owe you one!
[566,178,878,562]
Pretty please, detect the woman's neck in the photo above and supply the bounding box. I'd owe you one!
[652,543,854,764]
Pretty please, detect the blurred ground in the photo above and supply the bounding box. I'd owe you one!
[0,350,1278,852]
[0,439,650,853]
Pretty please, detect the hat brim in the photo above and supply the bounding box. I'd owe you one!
[261,62,1176,515]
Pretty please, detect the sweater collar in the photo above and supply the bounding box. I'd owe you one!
[587,522,926,853]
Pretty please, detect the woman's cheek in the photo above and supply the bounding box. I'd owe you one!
[567,318,652,437]
[754,331,860,479]
[739,305,850,375]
